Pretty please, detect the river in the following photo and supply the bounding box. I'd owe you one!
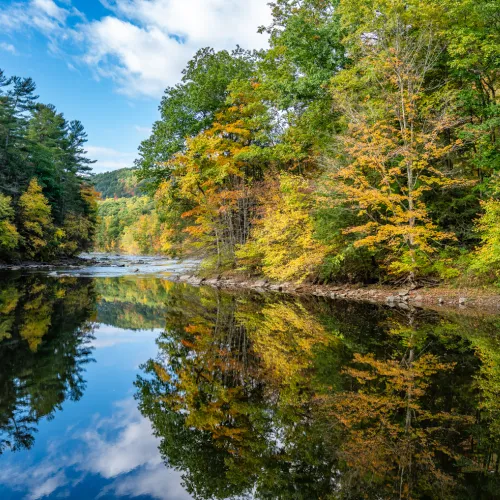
[0,256,499,499]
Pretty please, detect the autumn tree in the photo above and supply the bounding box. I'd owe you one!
[158,80,273,268]
[0,194,19,257]
[237,173,327,282]
[325,2,467,281]
[17,179,54,259]
[136,47,259,189]
[470,180,500,279]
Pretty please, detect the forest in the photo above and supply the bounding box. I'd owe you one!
[93,168,145,199]
[0,69,98,263]
[120,0,499,285]
[4,0,499,286]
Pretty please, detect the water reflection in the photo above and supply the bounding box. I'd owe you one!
[137,285,500,499]
[95,276,170,330]
[1,274,500,499]
[0,274,96,455]
[0,396,188,500]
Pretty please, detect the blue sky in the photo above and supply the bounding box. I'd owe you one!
[0,0,271,173]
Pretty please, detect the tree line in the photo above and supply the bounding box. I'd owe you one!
[94,196,162,254]
[0,69,98,262]
[93,168,145,199]
[134,0,499,284]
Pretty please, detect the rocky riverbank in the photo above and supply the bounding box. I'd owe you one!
[173,273,500,314]
[0,256,102,271]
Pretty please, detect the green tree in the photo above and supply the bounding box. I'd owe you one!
[0,68,97,262]
[136,47,258,188]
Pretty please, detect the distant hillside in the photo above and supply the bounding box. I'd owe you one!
[93,168,146,199]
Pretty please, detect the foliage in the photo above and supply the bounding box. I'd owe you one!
[114,0,500,284]
[93,168,145,199]
[17,179,54,259]
[136,47,259,189]
[471,198,500,279]
[237,174,327,282]
[0,194,19,257]
[157,80,274,265]
[94,196,163,254]
[0,69,97,262]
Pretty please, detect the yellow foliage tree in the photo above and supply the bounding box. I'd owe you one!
[471,196,500,279]
[0,193,19,256]
[326,6,467,281]
[237,174,327,282]
[160,81,271,268]
[18,178,53,259]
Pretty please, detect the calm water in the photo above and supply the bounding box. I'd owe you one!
[1,266,500,499]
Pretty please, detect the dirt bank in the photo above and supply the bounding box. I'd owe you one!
[173,273,500,315]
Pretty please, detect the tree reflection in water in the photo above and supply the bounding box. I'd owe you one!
[2,273,500,499]
[0,274,97,454]
[136,284,500,499]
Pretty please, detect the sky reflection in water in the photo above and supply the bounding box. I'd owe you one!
[0,273,191,500]
[2,272,500,499]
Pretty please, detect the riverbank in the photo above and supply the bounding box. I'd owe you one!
[0,255,102,271]
[173,273,500,314]
[4,256,500,314]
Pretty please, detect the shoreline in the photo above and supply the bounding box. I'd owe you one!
[173,273,500,315]
[0,256,100,271]
[3,258,500,315]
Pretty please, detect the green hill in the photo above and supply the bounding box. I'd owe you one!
[93,168,146,199]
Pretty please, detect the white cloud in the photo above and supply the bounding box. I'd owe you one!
[103,0,270,49]
[0,398,191,500]
[28,471,67,500]
[86,145,137,173]
[33,0,70,23]
[82,400,163,478]
[91,325,161,349]
[0,0,272,97]
[81,15,190,97]
[0,0,82,55]
[0,42,16,54]
[84,0,271,96]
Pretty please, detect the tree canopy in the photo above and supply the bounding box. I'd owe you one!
[129,0,500,285]
[0,69,97,262]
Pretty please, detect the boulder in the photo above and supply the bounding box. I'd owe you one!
[254,279,269,287]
